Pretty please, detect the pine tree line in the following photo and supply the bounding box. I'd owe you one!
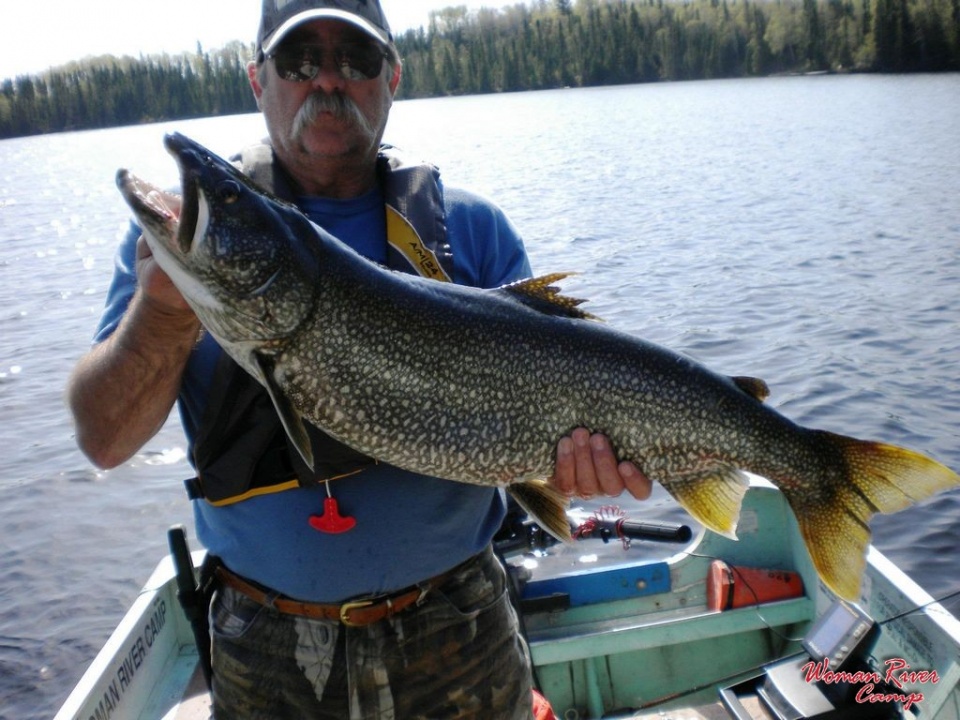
[2,0,958,139]
[396,0,960,97]
[1,43,256,139]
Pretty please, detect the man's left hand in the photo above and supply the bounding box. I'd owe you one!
[551,428,652,500]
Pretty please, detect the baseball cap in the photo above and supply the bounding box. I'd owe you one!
[257,0,393,56]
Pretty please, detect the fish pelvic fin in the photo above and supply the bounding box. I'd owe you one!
[666,465,750,540]
[500,273,599,320]
[508,480,572,543]
[788,431,960,601]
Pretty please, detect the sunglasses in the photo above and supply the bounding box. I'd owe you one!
[267,41,389,82]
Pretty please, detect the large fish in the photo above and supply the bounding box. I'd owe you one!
[117,132,959,601]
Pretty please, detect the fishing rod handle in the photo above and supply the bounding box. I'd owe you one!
[616,520,693,543]
[167,524,199,597]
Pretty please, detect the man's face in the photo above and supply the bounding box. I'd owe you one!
[249,20,400,192]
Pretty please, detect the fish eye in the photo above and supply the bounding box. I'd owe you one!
[216,180,242,204]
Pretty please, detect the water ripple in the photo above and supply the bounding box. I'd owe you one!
[2,75,960,719]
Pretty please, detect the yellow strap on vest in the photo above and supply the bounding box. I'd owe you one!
[205,479,302,507]
[386,205,451,283]
[204,466,370,507]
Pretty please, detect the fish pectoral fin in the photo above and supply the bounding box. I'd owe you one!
[666,464,750,540]
[254,355,315,470]
[731,376,771,402]
[498,273,599,320]
[786,431,960,601]
[508,480,572,543]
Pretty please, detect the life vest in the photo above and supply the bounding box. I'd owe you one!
[185,141,454,506]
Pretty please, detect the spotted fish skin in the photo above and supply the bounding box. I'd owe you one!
[117,132,960,601]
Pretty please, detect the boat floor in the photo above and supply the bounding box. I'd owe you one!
[171,665,210,720]
[628,700,774,719]
[168,665,774,720]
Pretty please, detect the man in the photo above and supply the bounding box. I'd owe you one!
[67,1,651,717]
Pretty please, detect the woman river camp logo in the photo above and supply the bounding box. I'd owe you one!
[802,657,940,712]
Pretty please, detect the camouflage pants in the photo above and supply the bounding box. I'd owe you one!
[210,547,534,719]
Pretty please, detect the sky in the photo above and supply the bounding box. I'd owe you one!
[2,0,509,80]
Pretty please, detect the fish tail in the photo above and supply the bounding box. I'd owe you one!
[508,480,572,542]
[787,431,960,600]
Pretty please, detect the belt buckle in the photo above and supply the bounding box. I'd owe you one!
[340,598,375,626]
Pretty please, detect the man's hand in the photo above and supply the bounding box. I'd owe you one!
[551,428,652,500]
[135,235,193,313]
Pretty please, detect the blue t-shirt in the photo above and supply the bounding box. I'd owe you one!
[95,179,531,602]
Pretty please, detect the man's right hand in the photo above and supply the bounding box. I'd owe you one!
[134,235,194,314]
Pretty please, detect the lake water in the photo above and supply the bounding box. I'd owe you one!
[1,73,959,718]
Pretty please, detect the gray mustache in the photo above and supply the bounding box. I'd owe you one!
[293,92,372,137]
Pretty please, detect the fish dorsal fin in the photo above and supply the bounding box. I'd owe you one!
[500,272,598,320]
[732,376,770,402]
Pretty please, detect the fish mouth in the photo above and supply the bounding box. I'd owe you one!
[162,133,204,253]
[114,169,201,258]
[115,169,184,251]
[115,132,205,255]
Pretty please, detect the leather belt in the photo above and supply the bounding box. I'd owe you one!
[215,563,460,627]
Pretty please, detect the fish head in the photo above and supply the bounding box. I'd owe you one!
[116,132,323,354]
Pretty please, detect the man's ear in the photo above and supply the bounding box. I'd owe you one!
[247,61,264,108]
[388,62,402,96]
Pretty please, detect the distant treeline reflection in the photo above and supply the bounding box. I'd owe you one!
[3,0,958,138]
